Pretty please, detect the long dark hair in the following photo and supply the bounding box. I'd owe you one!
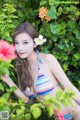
[12,22,39,91]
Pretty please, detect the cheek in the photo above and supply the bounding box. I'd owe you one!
[26,43,35,50]
[15,45,18,51]
[15,45,17,50]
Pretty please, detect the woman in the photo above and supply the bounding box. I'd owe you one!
[1,22,80,120]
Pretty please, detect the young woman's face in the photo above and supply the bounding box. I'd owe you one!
[14,32,35,59]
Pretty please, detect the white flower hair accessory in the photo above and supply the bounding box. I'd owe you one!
[34,35,46,46]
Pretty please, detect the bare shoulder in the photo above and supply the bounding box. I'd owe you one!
[40,53,57,63]
[44,53,56,61]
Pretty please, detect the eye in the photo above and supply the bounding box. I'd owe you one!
[14,41,18,45]
[23,42,28,44]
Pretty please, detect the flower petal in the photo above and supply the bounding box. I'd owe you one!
[34,38,38,42]
[39,35,43,39]
[43,39,46,42]
[0,40,16,62]
[34,35,46,46]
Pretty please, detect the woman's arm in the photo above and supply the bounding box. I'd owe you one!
[47,54,80,104]
[1,74,29,103]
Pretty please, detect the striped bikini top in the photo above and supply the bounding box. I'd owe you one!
[23,51,54,98]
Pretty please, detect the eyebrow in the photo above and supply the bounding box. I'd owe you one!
[15,39,29,42]
[23,40,29,42]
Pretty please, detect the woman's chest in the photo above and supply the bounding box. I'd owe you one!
[24,63,58,98]
[30,63,54,82]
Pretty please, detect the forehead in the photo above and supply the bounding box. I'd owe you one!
[15,32,33,42]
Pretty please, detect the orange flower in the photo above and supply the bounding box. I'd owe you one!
[45,16,51,22]
[39,7,48,20]
[39,7,51,22]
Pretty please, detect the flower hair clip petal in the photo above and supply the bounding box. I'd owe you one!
[34,35,46,46]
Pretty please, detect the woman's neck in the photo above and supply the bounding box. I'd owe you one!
[26,51,37,65]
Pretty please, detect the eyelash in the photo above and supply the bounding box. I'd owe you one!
[23,42,28,44]
[14,42,18,45]
[14,42,28,45]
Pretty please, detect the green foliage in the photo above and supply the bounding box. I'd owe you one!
[0,86,17,112]
[0,60,14,76]
[0,85,75,120]
[0,0,80,119]
[0,3,18,42]
[0,82,4,91]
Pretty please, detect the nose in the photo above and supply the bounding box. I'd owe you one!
[18,44,23,51]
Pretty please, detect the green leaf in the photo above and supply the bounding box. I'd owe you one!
[57,7,63,16]
[49,0,54,5]
[6,37,13,42]
[12,114,25,120]
[5,32,10,37]
[53,100,61,111]
[56,89,62,100]
[47,6,56,19]
[31,106,41,119]
[18,10,24,17]
[58,44,64,50]
[16,109,23,115]
[30,103,44,109]
[61,100,68,106]
[63,64,68,71]
[50,24,58,34]
[45,95,53,104]
[21,106,25,111]
[67,98,73,106]
[0,82,4,91]
[47,105,54,117]
[76,32,80,39]
[74,53,80,60]
[0,105,10,112]
[40,1,47,5]
[3,93,10,100]
[10,113,16,119]
[25,113,31,120]
[10,102,18,107]
[52,36,57,42]
[11,86,17,91]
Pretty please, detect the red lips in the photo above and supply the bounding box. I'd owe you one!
[18,51,25,55]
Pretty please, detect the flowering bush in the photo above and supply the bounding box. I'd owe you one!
[0,40,16,76]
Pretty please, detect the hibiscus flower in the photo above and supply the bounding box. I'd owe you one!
[0,40,16,62]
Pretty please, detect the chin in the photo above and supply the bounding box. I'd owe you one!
[19,55,27,59]
[20,57,26,59]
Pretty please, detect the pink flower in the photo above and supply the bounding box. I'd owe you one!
[0,40,16,62]
[56,110,66,120]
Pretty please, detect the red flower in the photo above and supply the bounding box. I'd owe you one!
[0,40,16,62]
[56,110,66,120]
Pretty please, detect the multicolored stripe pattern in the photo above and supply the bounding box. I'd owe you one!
[35,73,54,96]
[54,113,72,120]
[64,113,72,120]
[23,73,54,98]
